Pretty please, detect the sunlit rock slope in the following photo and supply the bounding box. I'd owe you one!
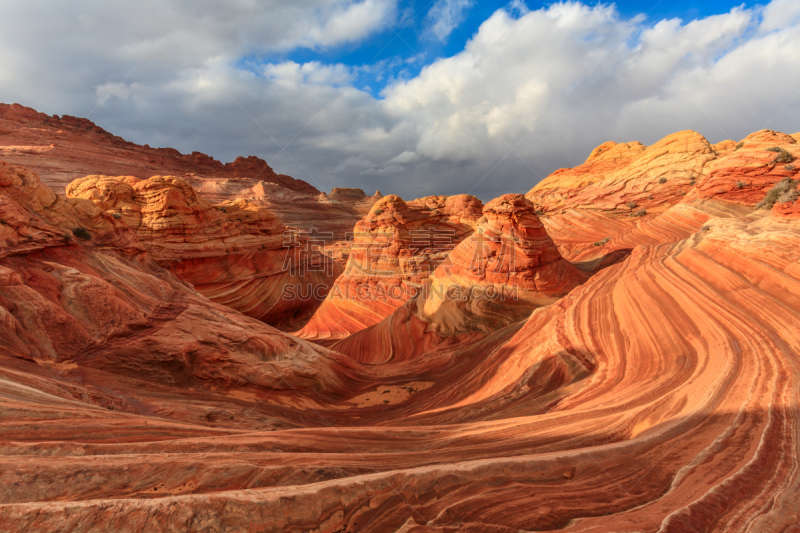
[1,111,800,532]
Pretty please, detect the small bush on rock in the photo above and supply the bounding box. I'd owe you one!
[756,178,798,210]
[72,227,92,241]
[766,147,795,164]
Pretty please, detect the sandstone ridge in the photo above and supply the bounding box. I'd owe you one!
[1,118,800,531]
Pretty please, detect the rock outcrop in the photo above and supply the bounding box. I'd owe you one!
[526,130,718,215]
[2,115,800,532]
[0,103,317,194]
[2,174,799,531]
[328,194,586,363]
[296,193,483,340]
[529,129,799,263]
[66,174,340,330]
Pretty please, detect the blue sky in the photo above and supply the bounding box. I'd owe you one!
[248,0,757,95]
[1,0,798,200]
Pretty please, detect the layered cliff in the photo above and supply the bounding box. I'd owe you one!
[0,103,317,194]
[529,128,799,263]
[296,193,483,340]
[327,194,587,363]
[65,174,339,330]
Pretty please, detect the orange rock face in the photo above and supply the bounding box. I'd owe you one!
[530,128,799,263]
[327,194,587,363]
[527,130,718,215]
[296,193,483,340]
[2,110,800,532]
[65,174,340,330]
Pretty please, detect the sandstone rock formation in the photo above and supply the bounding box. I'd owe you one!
[0,103,316,194]
[2,111,800,532]
[65,174,340,330]
[327,194,587,363]
[526,130,718,215]
[296,193,483,341]
[2,166,799,531]
[528,128,799,263]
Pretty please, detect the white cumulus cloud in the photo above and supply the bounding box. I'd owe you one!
[424,0,475,42]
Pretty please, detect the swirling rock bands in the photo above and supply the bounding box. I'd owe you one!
[1,124,800,531]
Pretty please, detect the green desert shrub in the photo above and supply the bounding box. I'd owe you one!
[72,227,92,241]
[766,147,795,164]
[658,177,667,184]
[630,209,647,217]
[735,141,744,150]
[755,178,798,210]
[779,188,798,204]
[593,237,611,247]
[626,201,637,209]
[735,181,747,189]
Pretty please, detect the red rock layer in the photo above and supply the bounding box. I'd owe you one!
[66,174,340,330]
[328,194,587,364]
[194,181,382,249]
[1,197,798,531]
[690,131,798,206]
[0,164,357,416]
[0,102,393,249]
[1,126,800,532]
[532,129,799,263]
[0,162,139,255]
[296,193,483,340]
[0,103,386,268]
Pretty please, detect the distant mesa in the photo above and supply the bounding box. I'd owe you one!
[328,187,367,200]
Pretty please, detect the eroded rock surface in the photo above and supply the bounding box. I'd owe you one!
[1,117,800,532]
[296,193,483,341]
[65,174,340,330]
